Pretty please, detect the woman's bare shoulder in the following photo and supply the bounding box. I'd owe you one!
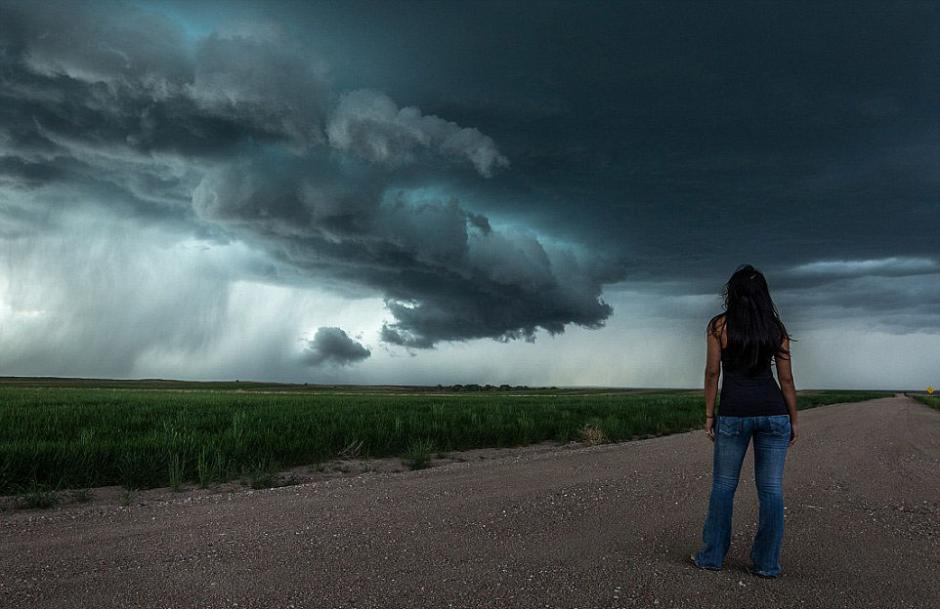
[706,313,726,336]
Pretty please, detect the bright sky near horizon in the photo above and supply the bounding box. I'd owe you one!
[0,0,937,390]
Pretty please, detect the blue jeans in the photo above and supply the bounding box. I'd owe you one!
[693,414,791,576]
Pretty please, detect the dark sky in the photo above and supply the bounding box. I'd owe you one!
[0,0,937,388]
[267,1,940,267]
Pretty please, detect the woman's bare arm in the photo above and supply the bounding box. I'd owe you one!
[774,337,797,417]
[704,320,722,419]
[775,336,799,445]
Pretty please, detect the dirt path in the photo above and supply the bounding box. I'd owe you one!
[2,394,938,609]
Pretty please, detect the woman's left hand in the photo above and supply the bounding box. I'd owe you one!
[705,416,715,442]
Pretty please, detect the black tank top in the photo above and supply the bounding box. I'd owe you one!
[718,336,789,417]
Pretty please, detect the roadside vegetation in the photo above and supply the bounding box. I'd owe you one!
[0,383,890,501]
[910,393,940,413]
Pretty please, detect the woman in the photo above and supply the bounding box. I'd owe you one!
[689,264,799,578]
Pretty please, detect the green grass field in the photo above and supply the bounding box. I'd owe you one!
[0,380,891,496]
[910,394,940,412]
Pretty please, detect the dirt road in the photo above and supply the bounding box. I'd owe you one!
[2,394,938,608]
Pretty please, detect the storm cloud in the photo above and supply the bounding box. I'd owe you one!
[327,88,510,177]
[301,326,371,367]
[191,151,623,348]
[0,0,623,355]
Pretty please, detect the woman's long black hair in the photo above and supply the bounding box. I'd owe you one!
[708,264,795,374]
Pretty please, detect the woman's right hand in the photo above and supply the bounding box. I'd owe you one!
[789,420,799,446]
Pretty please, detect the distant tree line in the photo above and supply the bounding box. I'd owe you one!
[435,383,557,392]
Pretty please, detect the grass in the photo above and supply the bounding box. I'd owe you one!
[910,394,940,412]
[13,480,62,510]
[119,489,135,507]
[579,422,609,445]
[68,488,94,503]
[0,481,94,511]
[403,438,435,470]
[0,385,891,495]
[196,446,226,489]
[240,457,280,489]
[168,452,185,491]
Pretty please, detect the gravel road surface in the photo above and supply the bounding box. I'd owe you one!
[2,393,938,609]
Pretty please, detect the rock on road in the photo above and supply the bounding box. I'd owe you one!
[1,394,938,609]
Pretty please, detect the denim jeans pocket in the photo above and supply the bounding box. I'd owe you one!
[769,416,791,436]
[718,416,742,436]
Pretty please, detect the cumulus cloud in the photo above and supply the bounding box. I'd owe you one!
[301,327,371,367]
[327,89,510,177]
[0,0,621,365]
